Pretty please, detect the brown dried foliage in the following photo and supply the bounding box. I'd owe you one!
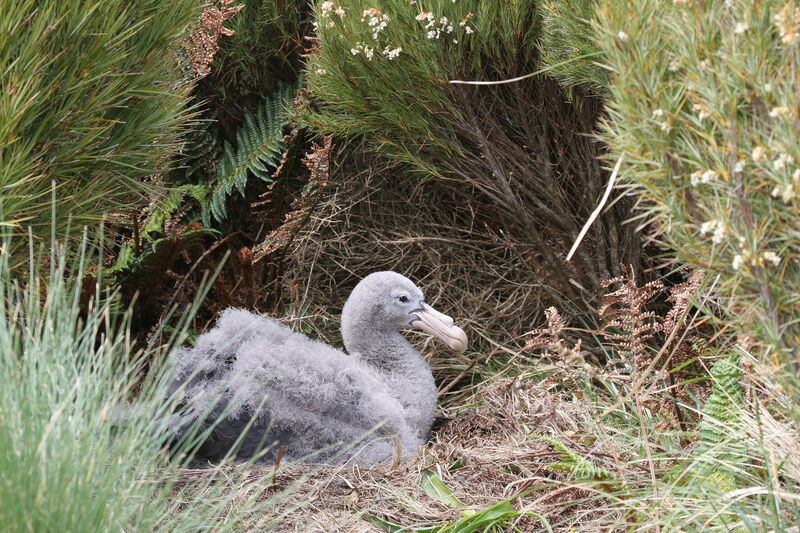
[181,0,244,79]
[253,136,332,261]
[526,267,706,429]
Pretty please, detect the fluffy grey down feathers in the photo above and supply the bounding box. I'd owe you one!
[161,271,444,465]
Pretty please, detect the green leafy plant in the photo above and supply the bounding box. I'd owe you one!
[208,84,295,222]
[683,355,745,498]
[534,435,617,487]
[366,468,551,533]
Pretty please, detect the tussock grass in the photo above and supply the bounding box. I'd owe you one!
[0,234,298,532]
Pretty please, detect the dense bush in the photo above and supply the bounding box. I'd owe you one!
[577,0,799,400]
[0,0,201,243]
[537,0,800,528]
[302,0,643,316]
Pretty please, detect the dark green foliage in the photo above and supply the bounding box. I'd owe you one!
[110,183,214,283]
[208,84,295,222]
[197,0,311,135]
[144,185,210,236]
[110,227,219,287]
[0,0,201,244]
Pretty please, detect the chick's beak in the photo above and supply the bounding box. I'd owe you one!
[411,302,468,353]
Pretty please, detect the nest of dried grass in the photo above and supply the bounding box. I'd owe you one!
[273,146,552,403]
[175,373,618,532]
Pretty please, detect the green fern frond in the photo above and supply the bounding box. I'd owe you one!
[685,355,745,495]
[143,184,209,236]
[208,84,295,222]
[533,435,617,485]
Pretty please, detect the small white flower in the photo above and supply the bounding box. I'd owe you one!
[617,31,629,41]
[772,183,797,202]
[762,251,781,266]
[772,152,794,171]
[734,21,749,34]
[734,159,746,173]
[752,146,768,162]
[426,29,438,39]
[659,121,672,133]
[668,58,681,72]
[693,103,710,121]
[690,169,719,186]
[334,7,345,16]
[652,109,665,118]
[732,254,746,270]
[700,219,728,244]
[465,26,474,34]
[383,46,402,59]
[764,83,773,93]
[416,11,433,21]
[314,68,327,75]
[769,106,791,117]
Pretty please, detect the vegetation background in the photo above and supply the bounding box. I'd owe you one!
[1,0,798,531]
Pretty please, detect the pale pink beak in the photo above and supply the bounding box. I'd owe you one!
[411,303,468,353]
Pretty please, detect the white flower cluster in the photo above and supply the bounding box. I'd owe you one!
[651,108,671,132]
[416,11,473,40]
[351,41,375,60]
[769,106,791,118]
[317,1,346,29]
[362,8,388,40]
[383,46,402,59]
[752,146,768,162]
[690,168,719,186]
[773,4,800,45]
[772,151,794,171]
[699,219,728,244]
[692,103,710,121]
[771,168,800,202]
[732,239,782,270]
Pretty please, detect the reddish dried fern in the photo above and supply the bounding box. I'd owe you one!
[181,0,243,79]
[253,136,333,261]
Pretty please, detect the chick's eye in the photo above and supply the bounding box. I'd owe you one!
[398,295,409,303]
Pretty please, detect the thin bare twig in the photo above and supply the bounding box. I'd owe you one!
[567,155,623,262]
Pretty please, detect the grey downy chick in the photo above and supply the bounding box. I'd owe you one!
[161,271,468,465]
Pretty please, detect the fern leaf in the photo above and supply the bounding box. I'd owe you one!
[532,435,617,486]
[685,355,745,495]
[207,83,296,222]
[143,184,211,236]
